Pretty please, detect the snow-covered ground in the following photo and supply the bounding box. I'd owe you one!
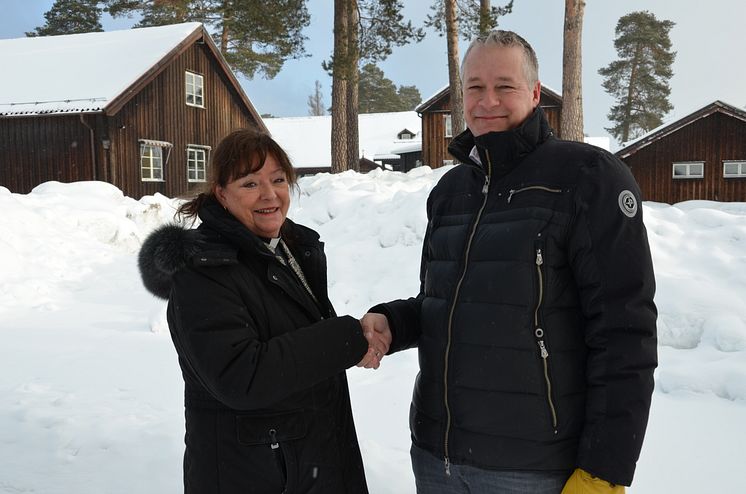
[1,169,745,493]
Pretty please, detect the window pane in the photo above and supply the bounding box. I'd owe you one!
[690,164,703,176]
[724,163,738,175]
[673,165,686,176]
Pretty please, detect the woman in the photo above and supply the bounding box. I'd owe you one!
[138,129,387,493]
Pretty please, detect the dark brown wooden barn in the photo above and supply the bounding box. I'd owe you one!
[0,22,265,199]
[415,84,563,168]
[616,101,746,203]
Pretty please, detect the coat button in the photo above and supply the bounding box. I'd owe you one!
[304,251,311,257]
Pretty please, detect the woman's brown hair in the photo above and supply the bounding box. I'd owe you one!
[176,128,297,222]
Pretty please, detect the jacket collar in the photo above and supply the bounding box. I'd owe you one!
[448,106,553,176]
[198,197,320,257]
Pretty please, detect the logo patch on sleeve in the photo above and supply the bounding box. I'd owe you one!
[618,190,638,218]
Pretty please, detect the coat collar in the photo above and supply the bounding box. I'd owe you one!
[448,106,553,177]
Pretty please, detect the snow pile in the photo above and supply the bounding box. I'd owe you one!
[0,170,745,493]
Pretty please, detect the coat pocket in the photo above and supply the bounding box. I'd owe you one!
[236,410,308,493]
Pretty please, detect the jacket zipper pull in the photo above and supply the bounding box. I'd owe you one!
[482,174,490,195]
[536,248,543,266]
[538,339,549,358]
[269,428,279,450]
[444,456,451,476]
[507,189,516,203]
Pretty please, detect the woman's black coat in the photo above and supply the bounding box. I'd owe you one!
[139,199,370,493]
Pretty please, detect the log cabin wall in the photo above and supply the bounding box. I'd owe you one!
[109,42,261,199]
[624,112,746,203]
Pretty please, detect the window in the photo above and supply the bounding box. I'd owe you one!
[672,161,704,179]
[187,145,211,182]
[444,114,453,138]
[185,71,204,107]
[723,160,746,178]
[140,139,172,182]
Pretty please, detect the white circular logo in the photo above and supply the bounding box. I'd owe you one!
[618,190,638,218]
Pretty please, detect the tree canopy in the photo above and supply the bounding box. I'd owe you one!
[358,63,421,113]
[104,0,310,79]
[425,0,513,40]
[26,0,103,37]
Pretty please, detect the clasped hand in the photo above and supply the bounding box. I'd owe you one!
[356,313,392,369]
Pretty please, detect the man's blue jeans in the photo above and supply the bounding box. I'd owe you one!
[411,444,571,494]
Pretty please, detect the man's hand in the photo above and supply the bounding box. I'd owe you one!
[356,313,392,369]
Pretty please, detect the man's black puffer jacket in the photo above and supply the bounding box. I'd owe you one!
[139,198,369,494]
[373,107,657,486]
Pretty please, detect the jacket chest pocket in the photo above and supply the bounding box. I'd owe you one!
[236,410,308,492]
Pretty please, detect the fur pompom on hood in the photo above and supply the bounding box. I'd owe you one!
[138,224,204,299]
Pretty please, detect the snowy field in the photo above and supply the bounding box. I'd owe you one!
[1,168,745,493]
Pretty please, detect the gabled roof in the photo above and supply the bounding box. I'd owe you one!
[616,100,746,159]
[264,111,422,168]
[415,82,562,114]
[0,22,264,128]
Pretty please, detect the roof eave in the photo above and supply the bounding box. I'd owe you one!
[616,100,746,158]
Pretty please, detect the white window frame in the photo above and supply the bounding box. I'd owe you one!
[139,139,173,182]
[723,160,746,178]
[672,161,704,179]
[187,145,211,183]
[185,71,205,108]
[444,113,453,138]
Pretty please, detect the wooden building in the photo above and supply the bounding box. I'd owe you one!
[0,23,265,198]
[616,101,746,203]
[415,84,563,168]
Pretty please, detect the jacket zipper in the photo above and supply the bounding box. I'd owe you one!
[507,185,562,203]
[442,150,493,476]
[533,237,558,432]
[269,428,288,492]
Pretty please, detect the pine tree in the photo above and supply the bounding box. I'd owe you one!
[327,0,424,172]
[27,0,103,37]
[307,80,326,116]
[425,0,513,140]
[598,11,676,143]
[358,64,421,113]
[397,85,423,111]
[425,0,513,40]
[105,0,310,79]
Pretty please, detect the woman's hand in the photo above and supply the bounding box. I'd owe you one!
[356,313,392,369]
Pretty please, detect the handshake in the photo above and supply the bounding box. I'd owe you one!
[356,313,391,370]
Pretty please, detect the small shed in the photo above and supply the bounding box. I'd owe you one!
[415,84,563,168]
[0,22,265,198]
[616,100,746,203]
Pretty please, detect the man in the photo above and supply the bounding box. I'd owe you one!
[362,30,657,493]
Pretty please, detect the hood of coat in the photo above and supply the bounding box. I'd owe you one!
[448,106,553,177]
[137,224,221,300]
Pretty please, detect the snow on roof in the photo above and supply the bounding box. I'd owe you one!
[264,111,422,168]
[0,22,202,116]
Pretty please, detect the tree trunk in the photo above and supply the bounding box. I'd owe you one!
[479,0,491,35]
[445,0,465,147]
[346,0,360,172]
[331,0,349,173]
[560,0,585,141]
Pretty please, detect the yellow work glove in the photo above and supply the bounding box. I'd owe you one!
[560,468,626,494]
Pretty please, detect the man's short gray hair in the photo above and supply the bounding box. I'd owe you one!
[461,30,539,87]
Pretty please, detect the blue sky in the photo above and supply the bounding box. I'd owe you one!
[2,0,745,147]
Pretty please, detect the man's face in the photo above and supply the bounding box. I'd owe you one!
[462,44,541,136]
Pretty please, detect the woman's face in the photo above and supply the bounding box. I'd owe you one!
[215,154,290,238]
